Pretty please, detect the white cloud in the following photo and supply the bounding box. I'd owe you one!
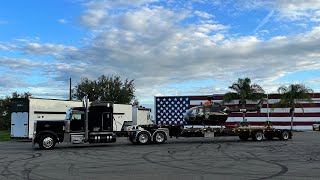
[194,10,214,19]
[60,24,320,101]
[80,0,160,28]
[229,1,320,22]
[263,0,320,21]
[58,18,68,24]
[0,56,48,71]
[21,42,78,58]
[0,20,8,25]
[80,8,107,28]
[0,44,9,50]
[2,1,320,102]
[196,23,228,33]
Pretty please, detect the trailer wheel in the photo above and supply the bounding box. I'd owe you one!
[239,134,249,141]
[252,131,263,141]
[39,134,56,150]
[136,132,151,145]
[279,130,289,140]
[153,131,167,144]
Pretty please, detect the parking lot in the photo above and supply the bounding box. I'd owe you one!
[0,131,319,180]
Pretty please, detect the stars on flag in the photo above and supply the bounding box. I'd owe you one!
[155,97,190,125]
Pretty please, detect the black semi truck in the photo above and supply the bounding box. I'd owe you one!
[32,100,117,149]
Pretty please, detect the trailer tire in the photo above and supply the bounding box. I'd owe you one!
[252,131,263,141]
[38,134,56,150]
[239,135,249,141]
[153,131,167,144]
[136,132,151,145]
[279,130,289,140]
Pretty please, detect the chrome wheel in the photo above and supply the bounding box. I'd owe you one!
[281,131,289,140]
[138,133,149,144]
[39,134,56,150]
[155,132,165,143]
[253,131,263,141]
[43,137,54,149]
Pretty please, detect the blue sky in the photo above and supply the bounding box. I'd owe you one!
[1,0,320,106]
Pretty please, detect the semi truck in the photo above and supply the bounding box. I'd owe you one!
[10,98,152,139]
[32,98,292,150]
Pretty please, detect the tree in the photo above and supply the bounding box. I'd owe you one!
[0,92,32,130]
[223,77,265,122]
[275,84,313,131]
[73,75,136,104]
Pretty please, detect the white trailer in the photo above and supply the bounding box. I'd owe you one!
[112,104,153,132]
[11,98,83,139]
[11,98,153,139]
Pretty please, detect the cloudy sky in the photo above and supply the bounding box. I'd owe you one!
[1,0,320,106]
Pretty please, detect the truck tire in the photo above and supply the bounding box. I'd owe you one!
[279,130,289,140]
[39,134,56,150]
[239,134,249,141]
[153,131,167,144]
[136,132,151,145]
[252,131,263,141]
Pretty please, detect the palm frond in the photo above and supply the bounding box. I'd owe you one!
[224,77,265,103]
[276,83,313,113]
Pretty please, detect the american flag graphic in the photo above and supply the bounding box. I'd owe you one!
[155,96,190,124]
[155,94,320,130]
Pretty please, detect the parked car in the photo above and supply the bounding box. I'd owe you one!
[312,122,320,131]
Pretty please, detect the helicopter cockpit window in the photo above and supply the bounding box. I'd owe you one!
[190,108,198,115]
[185,107,195,116]
[198,108,204,115]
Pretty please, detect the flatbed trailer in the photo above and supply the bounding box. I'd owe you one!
[128,124,293,144]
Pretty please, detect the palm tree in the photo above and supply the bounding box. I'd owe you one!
[275,84,313,131]
[223,77,265,122]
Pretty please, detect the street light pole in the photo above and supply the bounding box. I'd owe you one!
[267,94,269,121]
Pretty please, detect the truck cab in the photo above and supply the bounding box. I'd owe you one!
[33,102,116,150]
[66,107,85,132]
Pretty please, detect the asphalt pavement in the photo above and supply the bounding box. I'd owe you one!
[0,131,319,180]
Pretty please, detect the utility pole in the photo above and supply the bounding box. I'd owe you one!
[267,94,269,121]
[69,78,72,100]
